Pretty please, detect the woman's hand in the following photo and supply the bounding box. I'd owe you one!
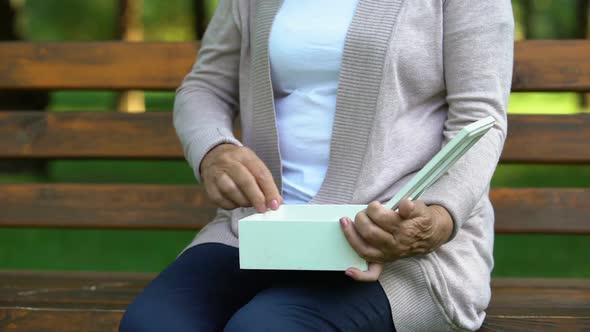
[340,200,453,282]
[200,144,283,213]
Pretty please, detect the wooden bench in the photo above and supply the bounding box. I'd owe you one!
[0,41,589,331]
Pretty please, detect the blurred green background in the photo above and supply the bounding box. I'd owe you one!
[0,0,589,278]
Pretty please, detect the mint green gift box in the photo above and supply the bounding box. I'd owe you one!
[239,204,369,271]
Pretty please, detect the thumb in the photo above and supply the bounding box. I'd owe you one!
[345,263,384,282]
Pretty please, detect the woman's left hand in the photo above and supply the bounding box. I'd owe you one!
[340,200,454,282]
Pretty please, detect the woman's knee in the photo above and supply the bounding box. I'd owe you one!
[119,295,159,332]
[120,293,212,332]
[223,303,285,332]
[224,300,332,332]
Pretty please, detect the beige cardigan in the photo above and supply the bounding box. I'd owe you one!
[174,0,514,330]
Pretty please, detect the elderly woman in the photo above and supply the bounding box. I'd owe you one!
[120,0,514,331]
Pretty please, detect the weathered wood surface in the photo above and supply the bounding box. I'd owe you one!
[1,112,589,163]
[0,309,123,332]
[0,41,589,91]
[0,42,199,90]
[0,184,216,229]
[3,309,586,332]
[502,114,590,164]
[0,112,183,159]
[481,317,590,332]
[491,188,590,234]
[0,271,588,331]
[0,271,150,310]
[512,40,590,92]
[0,184,588,234]
[482,278,590,331]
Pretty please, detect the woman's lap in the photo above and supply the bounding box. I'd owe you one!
[120,243,394,332]
[225,271,394,331]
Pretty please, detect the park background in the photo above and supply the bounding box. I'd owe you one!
[0,0,588,278]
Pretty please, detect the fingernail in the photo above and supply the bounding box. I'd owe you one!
[256,204,266,213]
[269,199,279,210]
[340,217,349,227]
[345,269,354,277]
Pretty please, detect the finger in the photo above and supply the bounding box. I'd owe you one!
[340,217,384,262]
[365,201,402,233]
[216,173,250,207]
[398,199,417,219]
[241,152,282,210]
[354,211,394,249]
[227,163,267,212]
[345,262,384,282]
[206,182,238,210]
[401,200,429,220]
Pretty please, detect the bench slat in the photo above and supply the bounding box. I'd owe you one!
[513,40,590,92]
[492,188,590,234]
[0,42,199,90]
[0,112,182,159]
[0,270,149,310]
[2,308,587,332]
[481,317,590,332]
[0,184,588,234]
[0,41,589,91]
[0,309,123,332]
[1,271,589,331]
[503,114,590,164]
[0,184,216,229]
[2,308,586,332]
[1,112,589,163]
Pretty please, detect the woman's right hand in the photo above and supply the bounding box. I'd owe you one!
[200,144,283,213]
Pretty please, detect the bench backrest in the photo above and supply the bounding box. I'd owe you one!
[0,40,589,234]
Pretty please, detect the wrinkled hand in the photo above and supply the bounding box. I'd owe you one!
[340,200,453,282]
[200,144,283,212]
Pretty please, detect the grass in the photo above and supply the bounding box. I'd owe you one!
[493,234,590,278]
[0,229,195,273]
[0,92,589,277]
[508,92,582,114]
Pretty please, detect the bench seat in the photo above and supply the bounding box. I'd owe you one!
[1,270,589,331]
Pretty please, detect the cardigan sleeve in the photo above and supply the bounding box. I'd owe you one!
[173,0,243,183]
[419,0,514,240]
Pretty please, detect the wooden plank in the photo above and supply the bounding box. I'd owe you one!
[0,271,589,331]
[0,271,149,310]
[0,112,183,159]
[491,188,590,234]
[501,114,590,164]
[0,308,123,332]
[1,112,589,163]
[513,40,590,92]
[0,185,588,233]
[1,272,587,316]
[0,42,199,90]
[0,184,216,229]
[3,308,585,332]
[484,277,590,330]
[481,317,590,332]
[488,278,590,317]
[0,41,589,91]
[3,309,587,332]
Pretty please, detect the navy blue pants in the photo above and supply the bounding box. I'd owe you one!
[120,243,395,331]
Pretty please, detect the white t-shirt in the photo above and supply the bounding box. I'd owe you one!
[269,0,359,204]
